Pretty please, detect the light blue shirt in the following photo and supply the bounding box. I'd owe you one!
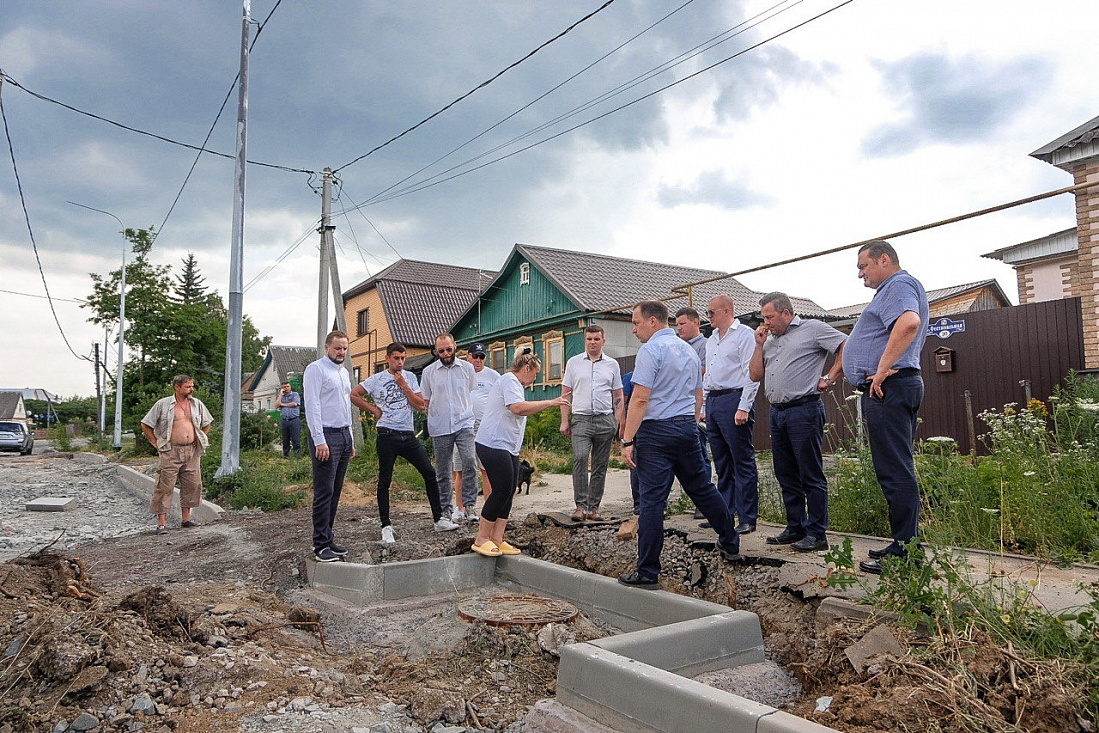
[421,359,476,436]
[303,356,353,446]
[704,319,759,412]
[359,370,421,432]
[277,391,301,419]
[630,328,702,421]
[475,372,528,455]
[842,270,929,386]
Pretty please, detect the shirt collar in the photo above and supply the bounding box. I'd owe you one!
[583,352,605,362]
[776,316,803,336]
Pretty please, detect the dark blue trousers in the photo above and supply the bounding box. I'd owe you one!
[770,399,828,538]
[281,417,301,457]
[707,390,758,525]
[635,416,737,580]
[862,375,923,549]
[309,427,352,551]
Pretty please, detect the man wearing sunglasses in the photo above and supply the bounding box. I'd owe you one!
[421,332,479,521]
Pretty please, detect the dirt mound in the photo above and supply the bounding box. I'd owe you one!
[119,585,193,639]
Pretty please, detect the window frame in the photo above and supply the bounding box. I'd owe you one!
[519,262,530,286]
[489,341,507,372]
[356,308,370,337]
[542,330,564,385]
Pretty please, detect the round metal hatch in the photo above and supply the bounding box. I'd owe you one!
[457,594,579,627]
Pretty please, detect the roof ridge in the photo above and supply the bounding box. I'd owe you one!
[517,243,726,279]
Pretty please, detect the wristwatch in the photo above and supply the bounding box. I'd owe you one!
[621,440,634,447]
[821,375,834,386]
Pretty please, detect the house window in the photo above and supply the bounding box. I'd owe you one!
[489,341,507,372]
[519,262,530,286]
[356,308,370,337]
[544,331,564,383]
[353,366,361,383]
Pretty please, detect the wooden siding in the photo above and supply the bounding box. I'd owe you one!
[467,258,581,339]
[749,298,1086,454]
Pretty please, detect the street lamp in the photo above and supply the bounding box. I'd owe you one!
[68,202,127,449]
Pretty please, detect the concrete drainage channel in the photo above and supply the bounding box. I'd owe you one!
[307,554,836,733]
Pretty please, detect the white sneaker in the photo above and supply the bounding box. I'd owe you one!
[434,517,460,532]
[452,509,467,522]
[380,526,395,545]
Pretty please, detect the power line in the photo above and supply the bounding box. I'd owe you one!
[0,288,85,304]
[355,0,854,206]
[156,0,287,239]
[243,218,323,292]
[0,71,315,175]
[357,0,699,208]
[1,78,92,364]
[334,0,620,172]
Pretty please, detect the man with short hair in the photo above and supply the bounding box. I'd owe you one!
[704,294,760,535]
[675,306,712,483]
[141,375,214,535]
[750,292,846,552]
[277,381,302,458]
[560,324,624,521]
[460,343,500,501]
[352,343,458,544]
[619,300,739,587]
[421,332,479,521]
[303,331,355,563]
[842,240,929,574]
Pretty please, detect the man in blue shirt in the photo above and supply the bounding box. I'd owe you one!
[619,300,739,587]
[277,381,302,458]
[841,240,929,574]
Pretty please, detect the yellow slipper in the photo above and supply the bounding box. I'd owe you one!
[497,541,522,556]
[471,540,502,557]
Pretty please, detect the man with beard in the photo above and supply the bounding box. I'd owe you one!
[303,330,355,563]
[421,332,479,521]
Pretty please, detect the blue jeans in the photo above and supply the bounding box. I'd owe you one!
[433,427,477,513]
[770,399,828,537]
[862,375,924,548]
[635,416,737,580]
[707,390,758,525]
[309,427,352,551]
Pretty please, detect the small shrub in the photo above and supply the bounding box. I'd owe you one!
[49,424,73,452]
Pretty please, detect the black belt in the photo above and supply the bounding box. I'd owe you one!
[708,387,743,398]
[772,394,819,411]
[281,415,299,421]
[856,367,921,392]
[377,427,413,435]
[321,425,350,432]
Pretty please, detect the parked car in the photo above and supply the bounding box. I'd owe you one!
[0,421,33,455]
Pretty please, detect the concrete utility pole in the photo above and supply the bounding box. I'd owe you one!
[317,174,332,355]
[317,168,364,449]
[100,326,109,438]
[217,0,251,477]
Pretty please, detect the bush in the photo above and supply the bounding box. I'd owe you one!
[524,407,570,452]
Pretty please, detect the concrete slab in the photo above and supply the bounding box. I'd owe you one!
[116,464,222,524]
[588,611,764,676]
[844,624,904,673]
[25,497,76,512]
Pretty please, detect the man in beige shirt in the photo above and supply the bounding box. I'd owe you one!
[141,374,214,534]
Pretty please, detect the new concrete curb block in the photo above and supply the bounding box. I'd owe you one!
[306,554,494,605]
[495,555,731,632]
[115,464,223,524]
[587,611,764,676]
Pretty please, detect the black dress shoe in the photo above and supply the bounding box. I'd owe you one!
[734,522,756,535]
[181,520,197,528]
[618,571,659,588]
[791,536,828,552]
[718,543,741,562]
[859,559,884,574]
[328,541,349,556]
[698,521,713,529]
[868,543,900,559]
[765,529,805,545]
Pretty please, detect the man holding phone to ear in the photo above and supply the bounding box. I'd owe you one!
[352,342,459,545]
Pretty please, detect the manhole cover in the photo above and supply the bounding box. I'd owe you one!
[457,594,579,627]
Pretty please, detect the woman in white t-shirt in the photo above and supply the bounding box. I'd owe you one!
[472,350,568,557]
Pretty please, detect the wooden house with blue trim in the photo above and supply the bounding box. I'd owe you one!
[449,243,831,398]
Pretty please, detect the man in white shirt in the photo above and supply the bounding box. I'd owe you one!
[303,330,355,563]
[560,325,624,521]
[704,294,760,535]
[421,332,478,521]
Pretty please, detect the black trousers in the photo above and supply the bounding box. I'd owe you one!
[376,428,443,525]
[477,443,518,522]
[309,427,352,551]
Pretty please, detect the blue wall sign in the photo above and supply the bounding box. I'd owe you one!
[927,317,966,339]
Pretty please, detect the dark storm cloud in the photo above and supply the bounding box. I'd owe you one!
[657,169,770,210]
[861,52,1052,157]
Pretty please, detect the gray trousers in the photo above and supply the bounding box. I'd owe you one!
[571,413,618,511]
[433,427,478,512]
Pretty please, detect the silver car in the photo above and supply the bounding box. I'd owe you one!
[0,421,33,455]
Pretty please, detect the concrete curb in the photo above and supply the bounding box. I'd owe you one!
[306,554,493,605]
[115,464,223,524]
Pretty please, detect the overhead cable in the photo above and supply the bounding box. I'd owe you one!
[334,0,619,172]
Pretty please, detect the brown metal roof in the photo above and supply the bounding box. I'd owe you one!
[343,258,495,300]
[0,392,23,420]
[831,279,1007,318]
[377,279,481,347]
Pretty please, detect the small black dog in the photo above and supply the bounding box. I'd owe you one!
[515,459,534,495]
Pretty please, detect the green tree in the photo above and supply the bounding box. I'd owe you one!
[83,228,272,440]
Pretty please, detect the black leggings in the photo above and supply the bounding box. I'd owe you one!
[477,443,518,522]
[377,429,442,525]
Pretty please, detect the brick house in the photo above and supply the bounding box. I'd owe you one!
[982,113,1099,368]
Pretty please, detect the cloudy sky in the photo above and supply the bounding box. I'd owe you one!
[1,0,1093,398]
